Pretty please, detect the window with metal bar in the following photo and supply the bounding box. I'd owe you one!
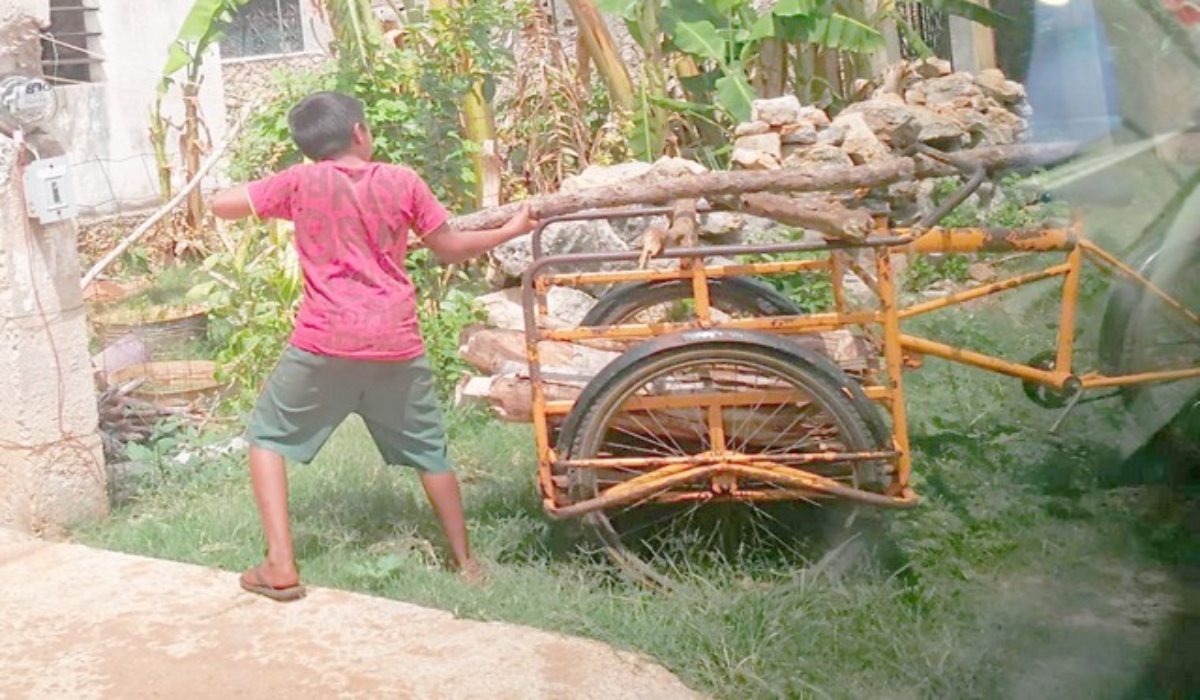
[220,0,304,59]
[40,0,103,85]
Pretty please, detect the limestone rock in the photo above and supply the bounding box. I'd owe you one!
[780,121,818,145]
[975,68,1026,105]
[797,105,831,129]
[751,95,803,126]
[560,162,653,192]
[921,73,984,106]
[781,143,855,171]
[832,112,892,164]
[912,57,952,80]
[839,97,921,148]
[907,104,967,145]
[478,286,599,330]
[488,218,629,280]
[734,121,772,137]
[816,122,847,146]
[648,156,709,178]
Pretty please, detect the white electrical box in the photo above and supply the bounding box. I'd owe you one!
[23,156,77,223]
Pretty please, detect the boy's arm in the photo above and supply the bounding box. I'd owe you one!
[420,205,538,265]
[210,185,256,220]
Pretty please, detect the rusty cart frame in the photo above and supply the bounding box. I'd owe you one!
[511,169,1200,576]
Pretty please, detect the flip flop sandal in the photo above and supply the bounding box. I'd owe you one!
[240,567,307,602]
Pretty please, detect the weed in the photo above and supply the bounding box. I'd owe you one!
[77,278,1198,699]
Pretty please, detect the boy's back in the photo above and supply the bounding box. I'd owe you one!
[248,160,448,359]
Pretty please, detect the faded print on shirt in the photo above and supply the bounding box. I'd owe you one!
[247,161,449,360]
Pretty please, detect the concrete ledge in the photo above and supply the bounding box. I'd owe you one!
[0,532,703,699]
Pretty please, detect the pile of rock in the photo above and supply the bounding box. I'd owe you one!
[731,58,1030,173]
[483,59,1033,286]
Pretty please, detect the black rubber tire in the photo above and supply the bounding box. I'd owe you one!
[1098,239,1168,376]
[580,277,802,327]
[556,329,890,581]
[1100,237,1200,463]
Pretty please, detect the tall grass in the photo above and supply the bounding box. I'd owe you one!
[76,306,1198,699]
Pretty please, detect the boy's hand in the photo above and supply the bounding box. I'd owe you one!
[502,204,539,237]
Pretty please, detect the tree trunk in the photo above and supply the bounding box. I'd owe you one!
[563,0,636,113]
[448,142,1081,231]
[182,81,204,235]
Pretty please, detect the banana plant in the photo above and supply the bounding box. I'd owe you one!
[597,0,1007,160]
[151,0,249,240]
[311,0,380,73]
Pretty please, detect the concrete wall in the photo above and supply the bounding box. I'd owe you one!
[1,2,107,535]
[45,0,229,218]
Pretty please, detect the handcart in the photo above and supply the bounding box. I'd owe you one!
[512,149,1200,580]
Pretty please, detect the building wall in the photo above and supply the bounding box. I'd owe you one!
[44,0,229,219]
[1,4,108,535]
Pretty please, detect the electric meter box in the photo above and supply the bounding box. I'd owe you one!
[22,156,77,223]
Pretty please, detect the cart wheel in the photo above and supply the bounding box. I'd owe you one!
[580,276,801,326]
[556,329,890,582]
[1100,237,1200,461]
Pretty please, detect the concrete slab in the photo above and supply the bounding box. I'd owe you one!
[0,531,704,699]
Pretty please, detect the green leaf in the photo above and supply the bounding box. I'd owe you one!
[174,0,233,42]
[678,70,719,99]
[596,0,641,21]
[666,19,727,63]
[894,16,934,59]
[741,11,777,42]
[629,90,665,161]
[917,0,1011,27]
[715,70,755,122]
[769,0,821,18]
[773,13,815,43]
[162,43,192,81]
[662,0,725,26]
[809,13,884,52]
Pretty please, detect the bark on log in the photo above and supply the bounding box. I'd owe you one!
[740,193,876,240]
[457,372,847,446]
[456,326,878,423]
[459,325,624,379]
[449,158,916,231]
[447,142,1080,232]
[912,142,1081,178]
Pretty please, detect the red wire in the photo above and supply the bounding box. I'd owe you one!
[9,133,107,503]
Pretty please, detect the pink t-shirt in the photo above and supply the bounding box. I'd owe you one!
[246,161,449,360]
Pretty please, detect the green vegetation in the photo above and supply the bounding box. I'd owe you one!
[77,303,1198,699]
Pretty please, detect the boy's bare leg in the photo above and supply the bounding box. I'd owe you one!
[418,472,476,574]
[247,445,300,586]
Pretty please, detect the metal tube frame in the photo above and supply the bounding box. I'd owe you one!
[517,208,1200,519]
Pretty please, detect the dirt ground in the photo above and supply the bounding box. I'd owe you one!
[0,529,705,699]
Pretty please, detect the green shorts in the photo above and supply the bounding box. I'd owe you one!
[246,346,450,473]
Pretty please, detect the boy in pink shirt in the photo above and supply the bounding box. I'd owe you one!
[210,91,536,601]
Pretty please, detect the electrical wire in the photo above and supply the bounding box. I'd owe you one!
[7,129,110,520]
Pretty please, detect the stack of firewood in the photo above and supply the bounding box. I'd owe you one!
[96,377,190,460]
[454,324,878,423]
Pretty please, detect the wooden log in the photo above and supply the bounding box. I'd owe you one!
[447,142,1080,232]
[740,193,876,240]
[449,158,917,231]
[460,325,875,378]
[455,325,878,423]
[912,142,1082,178]
[457,372,847,448]
[457,374,581,423]
[458,324,624,378]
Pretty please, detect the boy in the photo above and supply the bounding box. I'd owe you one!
[210,91,536,602]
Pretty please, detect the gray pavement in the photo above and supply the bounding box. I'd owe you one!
[0,529,704,699]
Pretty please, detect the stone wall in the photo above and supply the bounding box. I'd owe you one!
[221,52,332,121]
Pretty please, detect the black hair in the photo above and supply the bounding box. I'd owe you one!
[286,91,367,161]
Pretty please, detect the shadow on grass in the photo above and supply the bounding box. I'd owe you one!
[911,414,1200,699]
